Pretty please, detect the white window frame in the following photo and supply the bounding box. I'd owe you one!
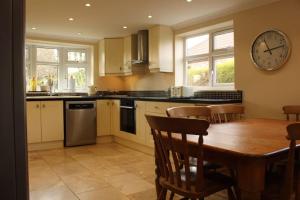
[25,42,92,92]
[183,28,234,90]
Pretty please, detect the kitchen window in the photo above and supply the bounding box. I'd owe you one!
[25,43,92,92]
[184,29,234,88]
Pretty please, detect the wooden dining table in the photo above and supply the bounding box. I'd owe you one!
[155,118,297,200]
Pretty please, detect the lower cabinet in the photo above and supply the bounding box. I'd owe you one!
[27,101,64,144]
[97,99,120,136]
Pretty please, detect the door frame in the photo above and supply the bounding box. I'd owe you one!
[0,0,28,199]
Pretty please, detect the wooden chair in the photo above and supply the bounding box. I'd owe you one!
[166,106,220,171]
[145,115,236,200]
[283,105,300,121]
[209,104,244,123]
[166,106,211,121]
[263,123,300,200]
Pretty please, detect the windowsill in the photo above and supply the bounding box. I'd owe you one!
[189,86,236,92]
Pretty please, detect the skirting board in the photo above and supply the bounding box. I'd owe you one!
[28,141,63,152]
[96,135,114,144]
[113,136,154,156]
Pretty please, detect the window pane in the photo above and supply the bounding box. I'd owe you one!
[213,31,234,50]
[25,48,29,61]
[67,51,86,63]
[36,65,58,89]
[186,34,209,56]
[37,48,59,63]
[68,67,87,89]
[186,60,209,87]
[214,57,234,84]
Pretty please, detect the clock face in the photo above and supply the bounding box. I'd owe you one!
[251,30,290,71]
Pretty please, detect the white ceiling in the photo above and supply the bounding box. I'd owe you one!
[26,0,279,42]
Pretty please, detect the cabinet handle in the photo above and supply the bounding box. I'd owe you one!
[42,104,45,108]
[154,106,159,109]
[36,104,40,109]
[107,102,109,106]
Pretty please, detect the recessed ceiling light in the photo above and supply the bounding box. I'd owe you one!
[123,26,128,29]
[148,15,153,19]
[186,0,192,2]
[85,3,91,7]
[31,27,37,30]
[68,18,74,21]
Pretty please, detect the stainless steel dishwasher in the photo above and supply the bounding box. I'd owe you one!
[65,101,96,147]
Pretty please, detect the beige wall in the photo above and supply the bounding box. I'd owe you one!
[175,0,300,119]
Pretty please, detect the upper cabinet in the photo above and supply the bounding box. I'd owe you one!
[149,25,174,73]
[123,35,137,74]
[99,38,131,76]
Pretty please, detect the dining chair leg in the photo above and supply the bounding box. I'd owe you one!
[169,192,175,200]
[158,188,167,200]
[229,169,241,200]
[227,187,237,200]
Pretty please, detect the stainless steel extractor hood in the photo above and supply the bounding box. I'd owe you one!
[132,30,148,64]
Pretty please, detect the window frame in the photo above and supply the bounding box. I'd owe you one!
[183,27,234,89]
[25,43,92,92]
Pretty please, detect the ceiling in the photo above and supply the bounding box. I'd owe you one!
[26,0,279,42]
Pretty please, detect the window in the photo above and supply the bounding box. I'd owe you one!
[184,29,234,88]
[25,43,91,92]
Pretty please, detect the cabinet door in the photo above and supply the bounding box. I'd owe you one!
[97,100,111,136]
[111,100,120,135]
[135,101,147,144]
[40,101,64,142]
[26,102,42,144]
[105,38,124,74]
[144,112,166,147]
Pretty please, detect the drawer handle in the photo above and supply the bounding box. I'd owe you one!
[42,104,45,108]
[36,104,40,109]
[154,106,159,109]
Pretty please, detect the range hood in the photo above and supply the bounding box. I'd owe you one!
[132,30,148,64]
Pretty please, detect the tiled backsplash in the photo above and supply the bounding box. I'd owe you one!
[194,90,243,101]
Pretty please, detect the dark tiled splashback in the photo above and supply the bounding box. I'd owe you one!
[97,90,169,97]
[194,90,243,101]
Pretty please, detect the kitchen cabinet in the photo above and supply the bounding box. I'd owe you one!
[99,38,131,76]
[110,100,120,135]
[27,102,42,143]
[97,100,112,136]
[97,99,120,136]
[149,25,174,73]
[26,101,64,144]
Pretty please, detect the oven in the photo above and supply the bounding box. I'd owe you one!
[120,98,136,134]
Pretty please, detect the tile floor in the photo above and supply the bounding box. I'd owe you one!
[28,143,227,200]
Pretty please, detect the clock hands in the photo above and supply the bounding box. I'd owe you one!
[264,45,284,53]
[264,39,272,55]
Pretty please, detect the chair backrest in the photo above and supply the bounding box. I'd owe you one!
[209,104,244,123]
[282,123,300,200]
[283,105,300,121]
[166,106,211,121]
[145,115,210,196]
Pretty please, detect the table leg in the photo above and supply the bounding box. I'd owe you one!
[237,158,266,200]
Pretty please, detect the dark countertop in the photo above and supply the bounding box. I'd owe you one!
[26,95,242,104]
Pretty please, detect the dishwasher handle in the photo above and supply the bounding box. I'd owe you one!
[66,102,96,110]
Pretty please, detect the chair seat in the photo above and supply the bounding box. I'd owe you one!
[159,169,234,199]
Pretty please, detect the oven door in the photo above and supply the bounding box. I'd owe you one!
[120,105,136,134]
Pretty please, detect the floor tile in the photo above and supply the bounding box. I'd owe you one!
[77,187,129,200]
[30,182,79,200]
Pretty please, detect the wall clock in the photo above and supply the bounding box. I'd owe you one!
[251,29,291,71]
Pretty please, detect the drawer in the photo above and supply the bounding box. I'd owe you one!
[145,102,195,114]
[146,102,169,114]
